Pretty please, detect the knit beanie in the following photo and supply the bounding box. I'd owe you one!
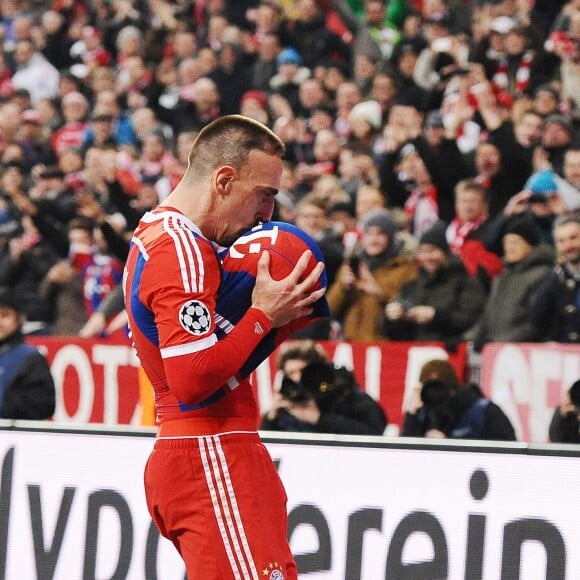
[419,359,460,390]
[525,170,558,195]
[503,215,540,246]
[349,100,383,129]
[419,220,449,253]
[0,286,19,313]
[361,208,397,238]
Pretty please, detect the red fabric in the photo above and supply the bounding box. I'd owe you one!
[145,434,297,579]
[51,121,88,155]
[446,214,487,254]
[124,206,273,425]
[459,238,504,278]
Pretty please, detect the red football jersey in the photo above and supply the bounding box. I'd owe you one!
[124,207,272,426]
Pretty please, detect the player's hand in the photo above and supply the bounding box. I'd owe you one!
[252,249,325,328]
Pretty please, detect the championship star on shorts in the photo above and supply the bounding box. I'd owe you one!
[179,300,211,335]
[263,563,284,579]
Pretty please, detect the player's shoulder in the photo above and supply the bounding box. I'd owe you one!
[133,208,214,258]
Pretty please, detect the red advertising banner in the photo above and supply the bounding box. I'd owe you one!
[28,337,467,433]
[480,342,580,442]
[29,337,142,425]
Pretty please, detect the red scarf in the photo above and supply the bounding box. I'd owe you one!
[492,51,533,96]
[446,214,487,253]
[404,185,439,236]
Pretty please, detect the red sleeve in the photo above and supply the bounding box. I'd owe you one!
[163,308,272,405]
[142,234,273,406]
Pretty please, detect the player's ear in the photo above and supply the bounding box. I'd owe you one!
[215,166,236,195]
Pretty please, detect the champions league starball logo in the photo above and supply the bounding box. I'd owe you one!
[178,300,211,335]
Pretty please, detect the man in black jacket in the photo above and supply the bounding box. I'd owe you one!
[530,216,580,343]
[0,287,55,420]
[261,341,387,436]
[402,359,516,441]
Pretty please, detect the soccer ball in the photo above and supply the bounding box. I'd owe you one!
[216,221,330,379]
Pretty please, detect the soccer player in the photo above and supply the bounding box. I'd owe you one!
[123,115,325,580]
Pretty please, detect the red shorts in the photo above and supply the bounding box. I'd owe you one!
[145,424,297,580]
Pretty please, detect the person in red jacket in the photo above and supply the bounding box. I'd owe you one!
[445,179,503,290]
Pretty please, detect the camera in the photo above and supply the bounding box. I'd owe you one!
[396,299,414,312]
[421,379,455,435]
[347,254,360,276]
[279,376,310,403]
[528,193,549,204]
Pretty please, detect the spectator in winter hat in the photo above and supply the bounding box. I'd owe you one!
[540,113,575,176]
[327,208,417,341]
[525,169,559,200]
[269,46,311,115]
[348,99,383,150]
[501,214,542,248]
[240,89,270,124]
[472,215,555,350]
[276,47,302,67]
[485,166,567,255]
[383,220,486,343]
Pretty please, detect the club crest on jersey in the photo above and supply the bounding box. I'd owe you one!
[262,563,284,579]
[179,300,211,335]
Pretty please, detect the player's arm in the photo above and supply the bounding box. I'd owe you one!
[153,248,324,406]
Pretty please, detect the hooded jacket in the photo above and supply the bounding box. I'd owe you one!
[473,244,555,349]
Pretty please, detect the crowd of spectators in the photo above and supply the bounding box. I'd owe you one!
[0,0,577,354]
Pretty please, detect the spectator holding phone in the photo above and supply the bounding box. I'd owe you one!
[327,208,417,341]
[383,220,486,343]
[484,169,565,254]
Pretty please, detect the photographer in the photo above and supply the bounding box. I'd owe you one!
[261,340,387,436]
[549,379,580,443]
[402,359,516,441]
